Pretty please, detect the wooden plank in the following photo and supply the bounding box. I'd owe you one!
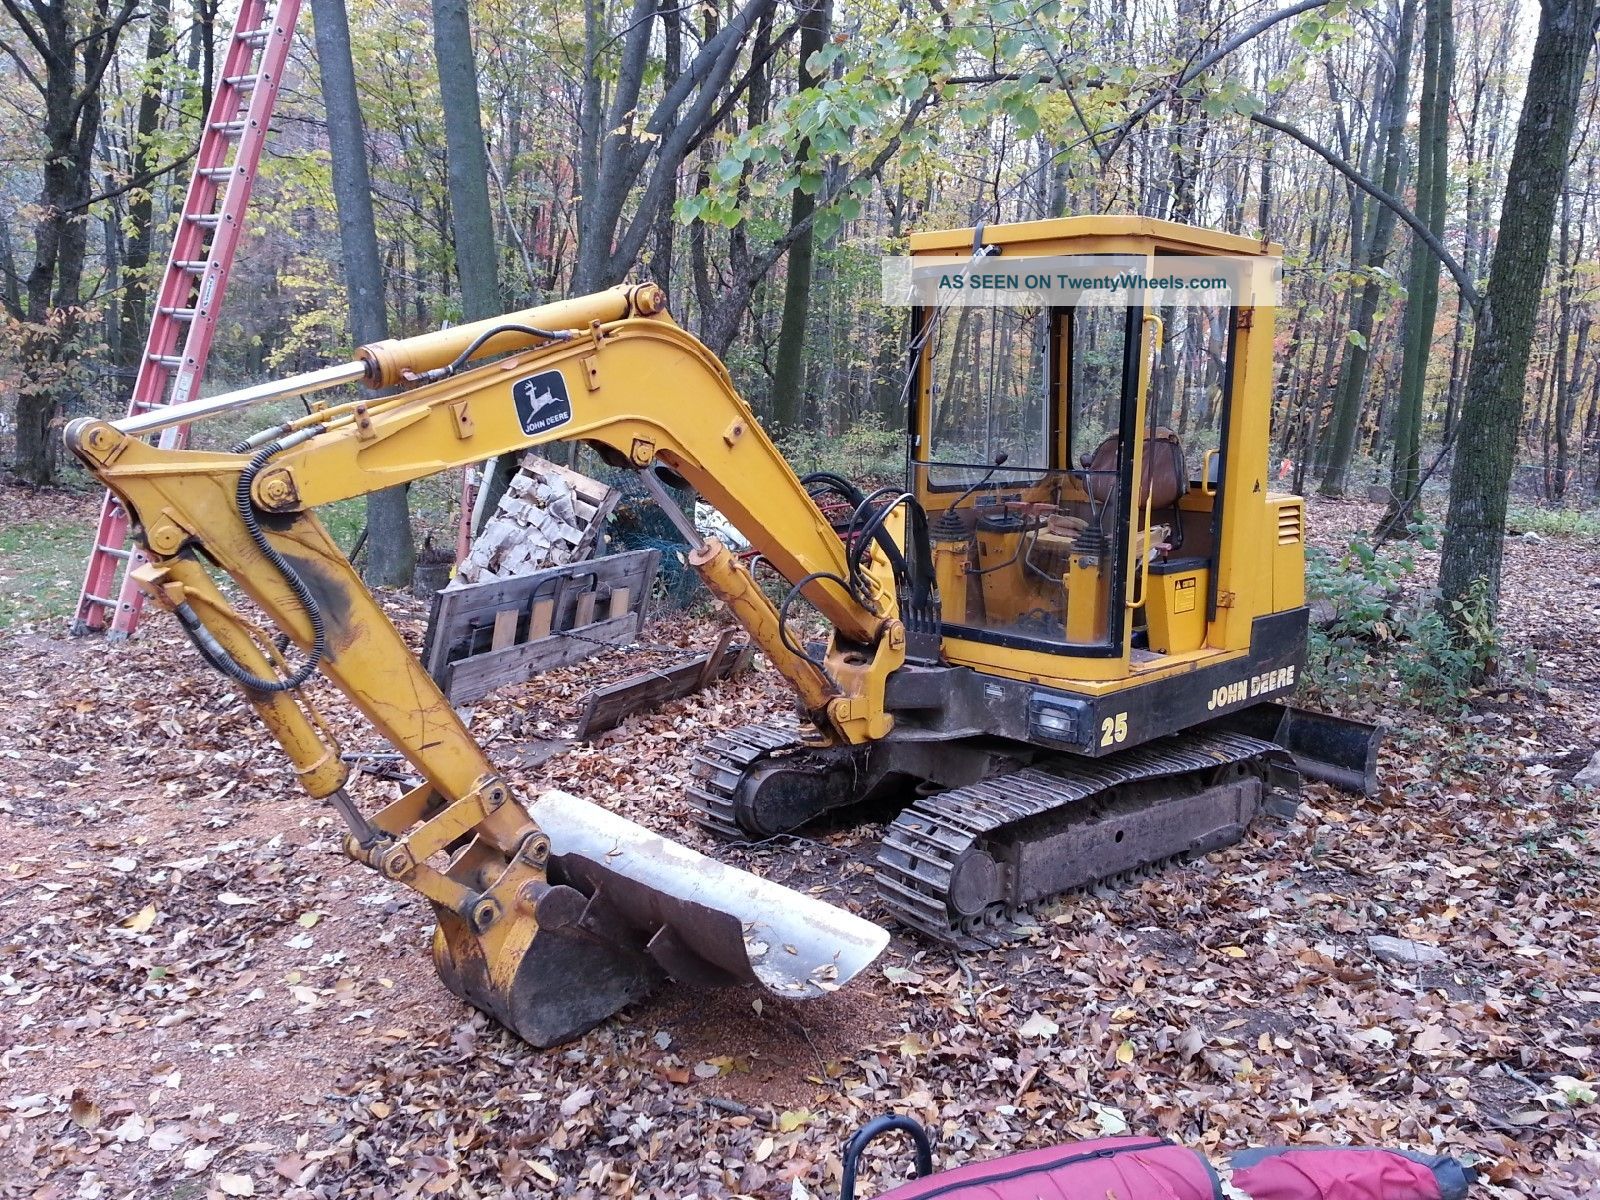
[573,590,597,628]
[422,549,658,680]
[491,609,520,650]
[575,637,753,740]
[696,627,736,690]
[606,586,631,620]
[444,613,641,704]
[572,488,621,560]
[422,587,451,677]
[528,596,555,640]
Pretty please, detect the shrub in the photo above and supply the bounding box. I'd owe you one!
[1504,503,1600,540]
[779,413,904,489]
[1302,524,1506,713]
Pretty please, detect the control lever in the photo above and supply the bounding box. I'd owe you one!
[945,450,1010,519]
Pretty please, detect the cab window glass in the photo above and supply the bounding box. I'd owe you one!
[1147,301,1231,466]
[1067,306,1131,468]
[924,305,1049,483]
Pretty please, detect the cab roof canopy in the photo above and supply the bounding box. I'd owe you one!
[908,215,1280,258]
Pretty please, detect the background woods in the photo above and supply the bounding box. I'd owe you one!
[0,0,1597,614]
[5,4,1600,1196]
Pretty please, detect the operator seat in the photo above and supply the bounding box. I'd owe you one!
[1078,427,1188,549]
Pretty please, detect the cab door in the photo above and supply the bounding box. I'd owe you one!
[1133,263,1240,661]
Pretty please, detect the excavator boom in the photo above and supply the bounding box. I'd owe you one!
[65,284,896,1046]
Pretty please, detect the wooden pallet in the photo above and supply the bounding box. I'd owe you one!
[422,548,660,705]
[575,629,755,739]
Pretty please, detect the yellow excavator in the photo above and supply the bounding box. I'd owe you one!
[67,216,1378,1048]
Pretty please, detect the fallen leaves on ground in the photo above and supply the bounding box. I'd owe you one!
[0,488,1596,1198]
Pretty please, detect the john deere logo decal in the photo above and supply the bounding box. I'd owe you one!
[512,370,572,436]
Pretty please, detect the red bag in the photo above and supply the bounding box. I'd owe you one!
[843,1114,1474,1200]
[1227,1147,1473,1200]
[875,1135,1219,1200]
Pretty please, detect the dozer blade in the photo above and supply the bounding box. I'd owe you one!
[1215,701,1383,795]
[432,792,887,1048]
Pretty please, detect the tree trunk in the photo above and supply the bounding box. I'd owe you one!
[432,0,500,322]
[190,0,219,118]
[650,0,682,291]
[1318,0,1417,496]
[572,0,780,294]
[119,0,173,372]
[688,5,775,359]
[1551,183,1577,500]
[431,0,515,529]
[309,0,414,585]
[1438,0,1597,625]
[769,0,830,431]
[6,0,140,484]
[1382,0,1453,530]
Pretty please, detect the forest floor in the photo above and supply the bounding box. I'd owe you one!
[1,482,1597,1200]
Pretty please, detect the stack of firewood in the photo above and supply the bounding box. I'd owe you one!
[453,454,620,585]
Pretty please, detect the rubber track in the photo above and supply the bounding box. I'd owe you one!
[686,722,803,839]
[877,730,1282,944]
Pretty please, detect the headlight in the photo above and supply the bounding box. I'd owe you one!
[1028,693,1092,748]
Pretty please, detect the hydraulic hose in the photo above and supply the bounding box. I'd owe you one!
[225,435,329,692]
[440,322,574,378]
[173,432,330,694]
[777,570,855,674]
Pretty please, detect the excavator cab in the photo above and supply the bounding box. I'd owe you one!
[906,218,1298,687]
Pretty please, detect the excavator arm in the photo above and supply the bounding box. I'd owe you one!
[63,284,894,1047]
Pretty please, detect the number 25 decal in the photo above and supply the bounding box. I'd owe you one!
[1100,712,1128,747]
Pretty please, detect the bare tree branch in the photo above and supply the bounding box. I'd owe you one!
[0,33,45,93]
[1249,109,1481,310]
[71,0,145,128]
[64,145,198,212]
[0,0,54,65]
[680,16,800,158]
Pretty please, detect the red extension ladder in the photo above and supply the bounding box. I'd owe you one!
[73,0,302,636]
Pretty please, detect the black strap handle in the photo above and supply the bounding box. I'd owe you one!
[841,1115,935,1200]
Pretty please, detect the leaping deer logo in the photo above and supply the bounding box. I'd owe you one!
[514,371,572,434]
[523,388,564,426]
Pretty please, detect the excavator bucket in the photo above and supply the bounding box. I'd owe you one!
[432,792,888,1047]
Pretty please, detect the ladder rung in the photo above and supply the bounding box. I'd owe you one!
[96,546,133,561]
[159,306,197,322]
[224,73,261,88]
[149,354,185,368]
[187,213,222,228]
[238,26,274,44]
[81,594,117,607]
[174,259,210,272]
[129,398,160,411]
[198,166,237,179]
[210,119,249,135]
